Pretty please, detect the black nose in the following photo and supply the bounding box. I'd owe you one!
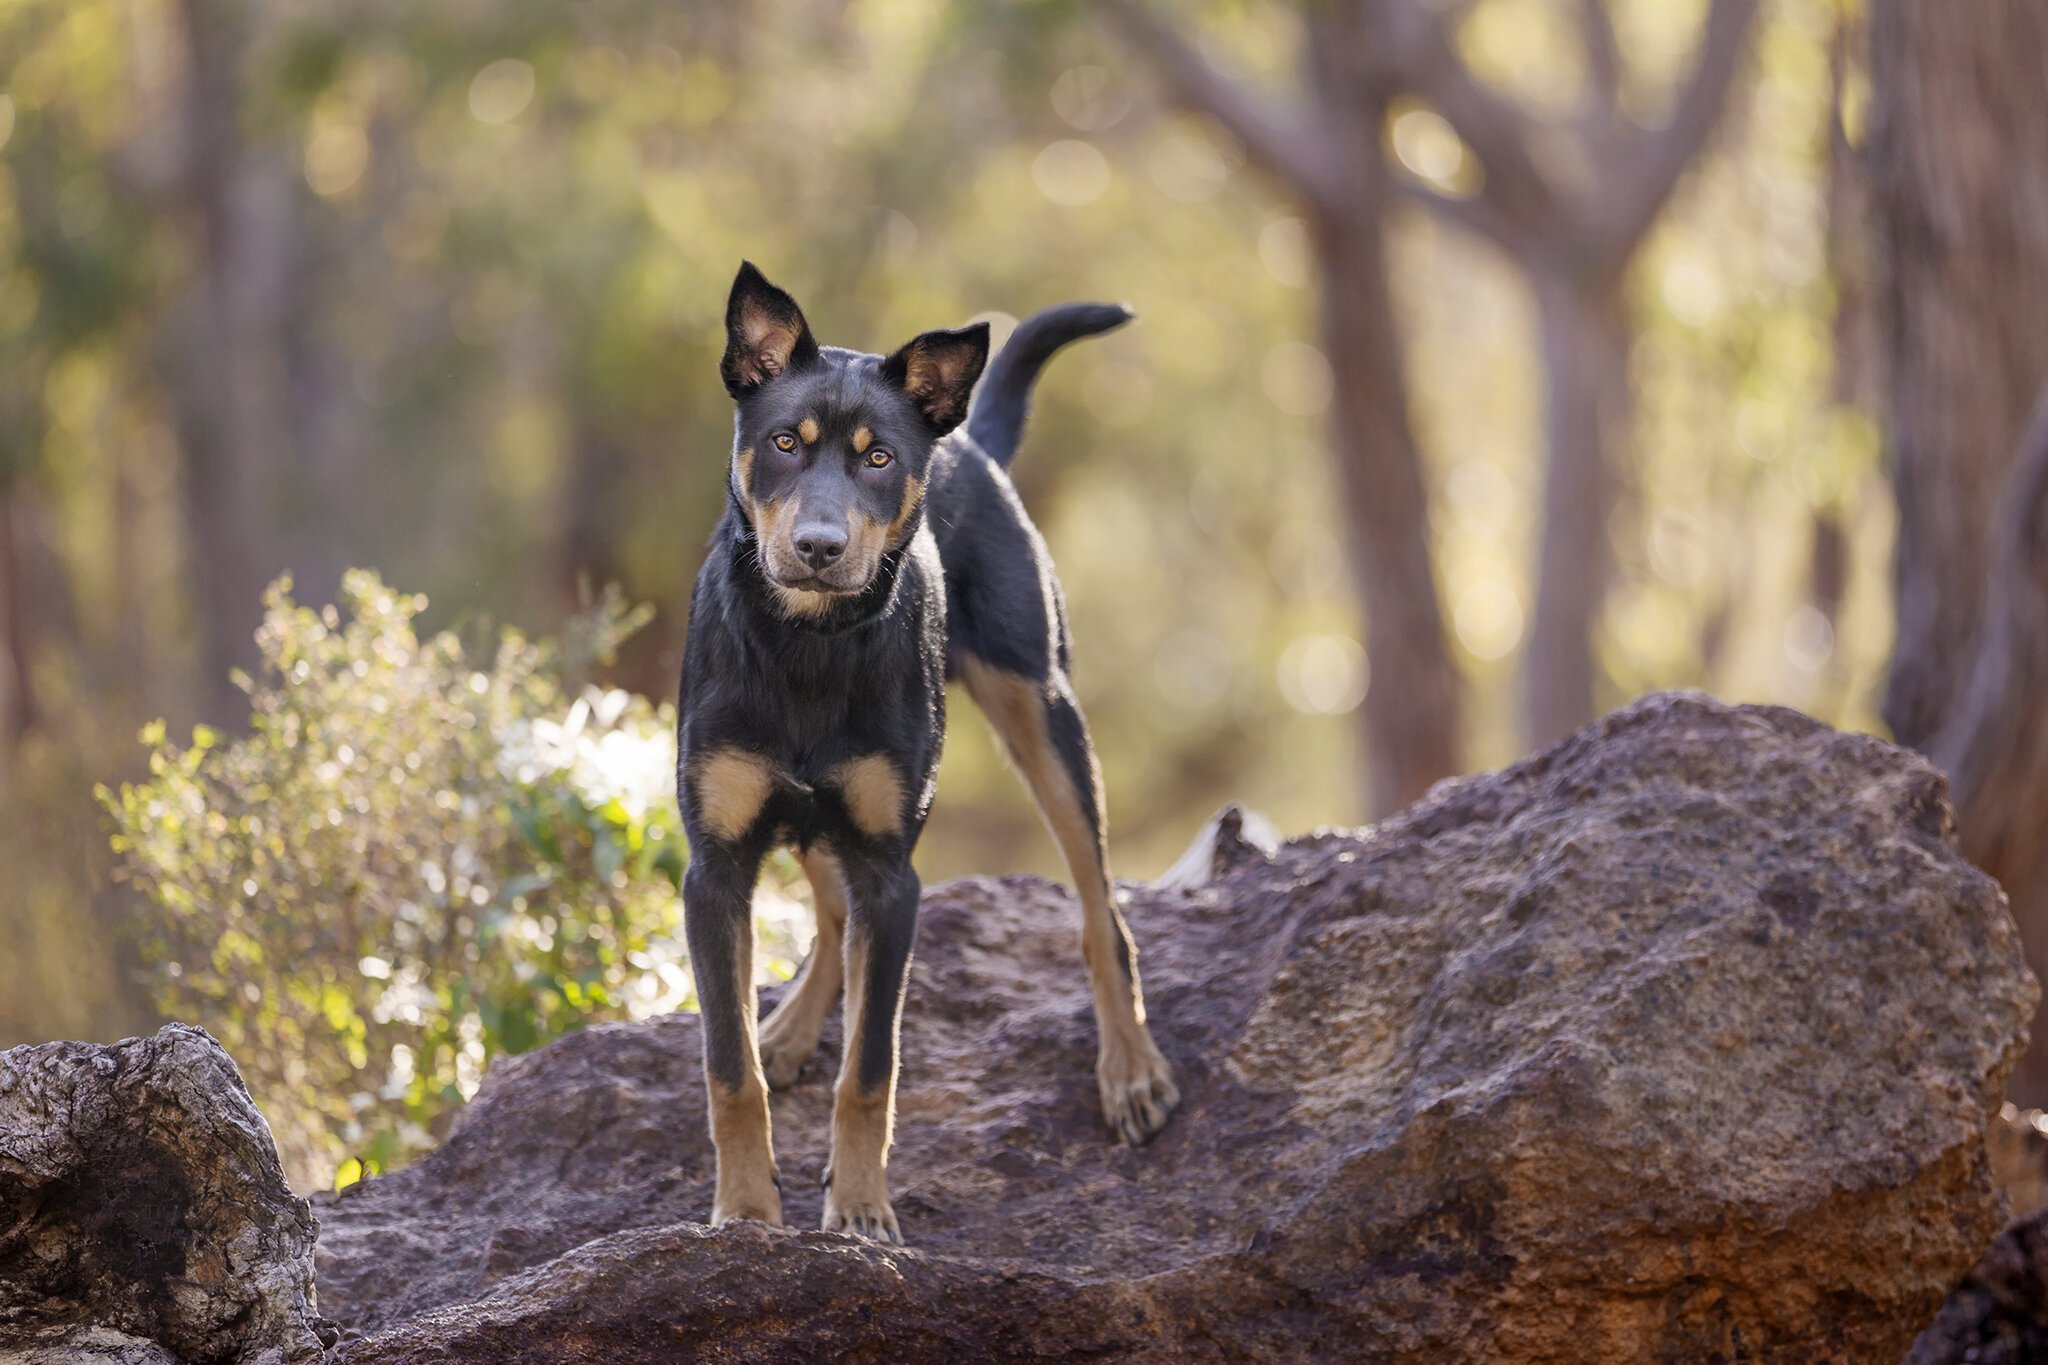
[793,525,847,571]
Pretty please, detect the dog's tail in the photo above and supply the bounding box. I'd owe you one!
[966,302,1133,469]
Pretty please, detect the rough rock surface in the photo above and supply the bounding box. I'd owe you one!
[0,1025,329,1365]
[312,693,2033,1363]
[1909,1205,2048,1365]
[1911,1108,2048,1363]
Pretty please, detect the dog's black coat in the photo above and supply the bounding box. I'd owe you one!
[676,264,1131,1107]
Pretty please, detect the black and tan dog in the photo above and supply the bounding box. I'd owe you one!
[675,262,1179,1243]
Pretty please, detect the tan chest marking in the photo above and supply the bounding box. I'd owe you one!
[830,754,905,838]
[693,749,777,841]
[771,584,834,618]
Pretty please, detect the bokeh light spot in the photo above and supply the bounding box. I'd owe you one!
[1649,509,1709,587]
[1261,341,1334,416]
[1259,217,1311,289]
[1278,634,1368,714]
[1454,581,1525,661]
[1149,133,1230,203]
[1784,605,1835,672]
[305,124,369,198]
[1033,139,1111,206]
[470,59,537,125]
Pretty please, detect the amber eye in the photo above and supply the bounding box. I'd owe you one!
[865,448,893,469]
[772,431,797,452]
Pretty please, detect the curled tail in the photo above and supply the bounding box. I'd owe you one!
[966,302,1133,469]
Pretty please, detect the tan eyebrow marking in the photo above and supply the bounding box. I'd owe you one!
[798,415,820,444]
[851,426,873,454]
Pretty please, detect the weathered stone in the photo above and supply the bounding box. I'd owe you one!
[311,693,2032,1362]
[0,1025,328,1365]
[1910,1108,2048,1363]
[1908,1206,2048,1365]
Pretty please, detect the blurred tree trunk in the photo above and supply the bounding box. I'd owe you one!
[1120,0,1756,780]
[0,481,36,741]
[1310,166,1461,817]
[171,0,295,722]
[1869,0,2048,1100]
[1385,0,1757,747]
[1528,276,1629,748]
[1115,1,1461,818]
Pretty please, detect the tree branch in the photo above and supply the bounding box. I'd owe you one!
[1593,0,1761,257]
[1398,14,1560,250]
[1106,1,1345,214]
[1578,0,1622,118]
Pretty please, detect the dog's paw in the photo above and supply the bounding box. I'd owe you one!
[1099,1030,1180,1147]
[711,1162,784,1228]
[822,1196,902,1245]
[710,1201,784,1229]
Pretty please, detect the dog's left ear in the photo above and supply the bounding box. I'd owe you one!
[722,261,820,398]
[881,323,990,436]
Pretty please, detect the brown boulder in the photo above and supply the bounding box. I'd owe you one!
[313,692,2032,1362]
[0,1025,329,1365]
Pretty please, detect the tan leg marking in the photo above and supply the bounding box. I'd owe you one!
[758,846,847,1090]
[823,927,901,1243]
[693,749,776,842]
[851,425,873,454]
[957,655,1180,1145]
[708,929,783,1227]
[798,414,821,444]
[829,755,905,839]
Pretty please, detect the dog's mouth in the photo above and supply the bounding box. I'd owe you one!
[765,565,872,599]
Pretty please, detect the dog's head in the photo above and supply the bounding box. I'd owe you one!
[719,262,987,617]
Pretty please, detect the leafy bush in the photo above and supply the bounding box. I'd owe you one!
[101,571,811,1189]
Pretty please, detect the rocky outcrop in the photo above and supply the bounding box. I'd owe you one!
[0,1025,329,1365]
[310,693,2034,1363]
[1910,1107,2048,1363]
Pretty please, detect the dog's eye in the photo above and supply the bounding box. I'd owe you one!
[864,448,893,469]
[772,431,797,453]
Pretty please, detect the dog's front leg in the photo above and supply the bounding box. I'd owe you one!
[821,851,919,1244]
[683,848,783,1228]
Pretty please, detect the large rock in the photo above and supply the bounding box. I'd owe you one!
[1910,1108,2048,1363]
[0,1025,329,1365]
[316,693,2033,1363]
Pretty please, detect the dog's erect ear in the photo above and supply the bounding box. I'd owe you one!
[721,262,820,398]
[880,322,990,437]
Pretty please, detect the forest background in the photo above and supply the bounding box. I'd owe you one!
[3,0,2042,1182]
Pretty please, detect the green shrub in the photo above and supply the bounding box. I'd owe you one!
[100,571,810,1189]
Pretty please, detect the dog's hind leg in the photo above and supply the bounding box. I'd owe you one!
[957,654,1180,1146]
[820,852,918,1244]
[758,846,848,1089]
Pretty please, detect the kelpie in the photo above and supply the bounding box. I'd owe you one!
[676,262,1179,1244]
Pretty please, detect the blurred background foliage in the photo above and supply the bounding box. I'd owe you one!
[0,0,1898,1169]
[100,571,821,1185]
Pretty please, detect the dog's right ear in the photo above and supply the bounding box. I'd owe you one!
[721,262,819,398]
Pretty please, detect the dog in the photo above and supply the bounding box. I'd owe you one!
[674,262,1180,1243]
